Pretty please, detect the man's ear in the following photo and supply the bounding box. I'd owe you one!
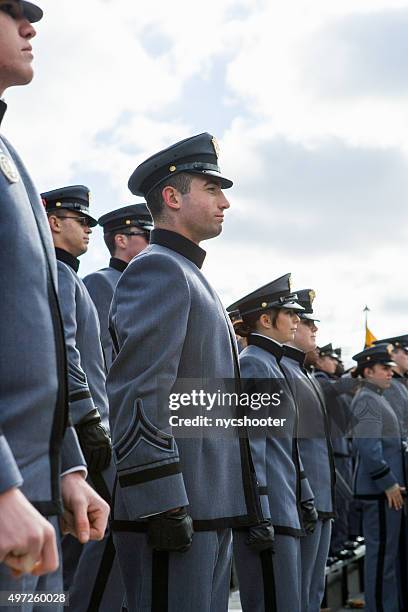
[161,185,182,211]
[115,234,127,250]
[48,214,62,233]
[259,313,272,329]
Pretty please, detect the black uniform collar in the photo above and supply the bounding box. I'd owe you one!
[109,257,128,273]
[283,345,305,365]
[248,333,284,361]
[0,100,6,127]
[55,248,80,273]
[392,371,404,379]
[363,381,384,395]
[150,228,206,269]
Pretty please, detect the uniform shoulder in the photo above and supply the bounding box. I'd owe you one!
[83,268,113,288]
[240,347,272,378]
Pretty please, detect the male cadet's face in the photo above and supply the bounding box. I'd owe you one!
[179,175,230,242]
[393,348,408,374]
[293,319,318,353]
[365,363,393,389]
[57,211,92,258]
[0,1,36,95]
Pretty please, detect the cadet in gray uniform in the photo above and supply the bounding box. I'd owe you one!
[83,204,152,369]
[314,344,356,557]
[43,186,123,612]
[373,335,408,611]
[281,289,336,612]
[350,344,406,612]
[228,275,317,612]
[107,133,263,612]
[0,4,109,609]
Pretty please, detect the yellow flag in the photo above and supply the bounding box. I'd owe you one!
[365,325,377,348]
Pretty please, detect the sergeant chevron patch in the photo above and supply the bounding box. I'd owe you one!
[114,399,174,463]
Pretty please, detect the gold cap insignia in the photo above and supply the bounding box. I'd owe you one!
[0,152,19,184]
[288,274,292,292]
[211,137,220,158]
[56,202,62,207]
[386,344,394,356]
[169,165,177,172]
[261,302,268,308]
[126,219,131,225]
[88,191,92,204]
[309,290,316,303]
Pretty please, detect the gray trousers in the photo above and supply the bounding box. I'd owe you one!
[300,519,332,612]
[113,528,232,612]
[62,462,125,612]
[0,517,63,612]
[362,498,403,612]
[233,531,301,612]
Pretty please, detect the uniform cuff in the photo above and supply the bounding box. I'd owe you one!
[0,435,23,494]
[119,471,189,519]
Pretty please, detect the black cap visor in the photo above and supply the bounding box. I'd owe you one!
[300,313,320,322]
[187,169,233,190]
[21,1,43,22]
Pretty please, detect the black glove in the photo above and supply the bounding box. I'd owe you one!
[75,408,112,473]
[301,499,318,534]
[246,520,275,553]
[148,508,194,553]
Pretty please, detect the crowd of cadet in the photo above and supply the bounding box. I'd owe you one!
[1,2,408,612]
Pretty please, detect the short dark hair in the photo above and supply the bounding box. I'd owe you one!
[146,172,193,220]
[104,231,116,256]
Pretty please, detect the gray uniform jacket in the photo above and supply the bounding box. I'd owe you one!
[282,347,336,518]
[239,334,311,536]
[383,374,408,439]
[107,229,262,529]
[55,249,109,430]
[351,382,405,498]
[0,101,84,514]
[83,258,126,370]
[314,369,355,458]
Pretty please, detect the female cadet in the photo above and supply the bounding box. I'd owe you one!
[228,273,317,612]
[281,289,336,612]
[351,344,406,612]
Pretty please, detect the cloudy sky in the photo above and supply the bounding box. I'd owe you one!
[4,0,408,364]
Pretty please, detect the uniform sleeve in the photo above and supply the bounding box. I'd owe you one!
[0,427,23,494]
[352,398,398,491]
[107,254,190,518]
[83,273,113,368]
[57,264,96,424]
[298,454,314,502]
[60,425,87,475]
[240,355,272,518]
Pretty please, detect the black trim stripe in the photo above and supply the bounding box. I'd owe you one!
[355,493,386,500]
[87,534,116,612]
[371,466,390,481]
[375,498,386,612]
[152,551,169,612]
[112,513,266,533]
[119,462,180,487]
[258,486,268,495]
[299,470,306,479]
[70,390,92,403]
[260,549,277,612]
[32,500,63,516]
